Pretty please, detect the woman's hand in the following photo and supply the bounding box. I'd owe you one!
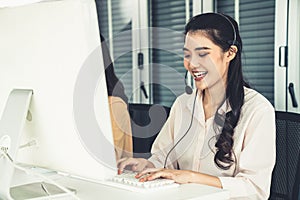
[135,168,194,184]
[117,157,155,174]
[135,168,222,188]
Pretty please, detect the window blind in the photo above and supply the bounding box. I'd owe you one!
[216,0,234,17]
[217,0,275,105]
[150,0,187,107]
[239,0,275,105]
[96,0,133,101]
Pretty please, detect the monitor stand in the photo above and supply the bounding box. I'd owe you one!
[0,89,33,200]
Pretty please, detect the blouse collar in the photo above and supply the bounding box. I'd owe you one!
[186,89,232,123]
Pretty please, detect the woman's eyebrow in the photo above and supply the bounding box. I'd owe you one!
[195,47,210,51]
[183,47,211,51]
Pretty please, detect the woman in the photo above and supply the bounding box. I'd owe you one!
[117,13,276,199]
[101,34,133,160]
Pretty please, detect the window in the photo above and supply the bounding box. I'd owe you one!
[96,0,133,100]
[149,0,188,107]
[96,0,277,107]
[217,0,275,105]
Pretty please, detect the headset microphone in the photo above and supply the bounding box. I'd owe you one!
[184,71,193,95]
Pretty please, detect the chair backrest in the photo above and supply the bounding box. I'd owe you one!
[269,111,300,200]
[292,151,300,200]
[128,103,170,158]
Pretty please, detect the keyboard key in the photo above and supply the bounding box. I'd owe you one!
[105,171,179,192]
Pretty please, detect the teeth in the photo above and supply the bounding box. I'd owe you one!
[193,71,207,78]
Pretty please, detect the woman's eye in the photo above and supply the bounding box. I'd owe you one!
[184,54,191,59]
[199,53,208,57]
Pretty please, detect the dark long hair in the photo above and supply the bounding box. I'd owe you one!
[100,34,128,103]
[184,13,249,170]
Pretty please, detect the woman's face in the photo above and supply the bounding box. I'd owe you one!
[183,31,231,92]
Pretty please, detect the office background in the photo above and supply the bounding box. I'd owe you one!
[94,0,300,114]
[0,1,298,199]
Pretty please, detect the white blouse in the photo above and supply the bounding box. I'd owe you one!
[148,87,276,199]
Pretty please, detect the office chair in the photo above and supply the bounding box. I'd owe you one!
[292,152,300,200]
[269,111,300,200]
[128,103,170,159]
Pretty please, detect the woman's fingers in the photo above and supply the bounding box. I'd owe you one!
[117,158,149,174]
[116,157,129,165]
[145,170,173,181]
[135,168,161,178]
[139,169,192,184]
[131,161,147,172]
[117,158,138,173]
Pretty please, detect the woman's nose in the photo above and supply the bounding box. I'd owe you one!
[190,56,200,68]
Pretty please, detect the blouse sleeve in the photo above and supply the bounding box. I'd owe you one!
[218,105,276,199]
[148,99,179,169]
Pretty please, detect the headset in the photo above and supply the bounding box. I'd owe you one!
[184,71,193,95]
[184,13,237,95]
[216,13,239,48]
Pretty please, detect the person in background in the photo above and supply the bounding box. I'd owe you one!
[117,13,276,199]
[101,34,133,160]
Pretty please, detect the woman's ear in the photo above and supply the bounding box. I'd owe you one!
[226,45,238,61]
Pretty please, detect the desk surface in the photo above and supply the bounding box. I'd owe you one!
[12,168,230,200]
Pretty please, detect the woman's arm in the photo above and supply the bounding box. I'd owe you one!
[139,102,276,199]
[217,105,276,199]
[147,98,180,169]
[136,168,222,188]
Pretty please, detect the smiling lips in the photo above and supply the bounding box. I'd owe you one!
[192,70,208,81]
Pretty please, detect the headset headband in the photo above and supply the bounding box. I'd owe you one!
[216,13,238,47]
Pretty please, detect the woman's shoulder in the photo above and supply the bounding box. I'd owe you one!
[243,87,274,112]
[177,90,198,101]
[173,91,197,106]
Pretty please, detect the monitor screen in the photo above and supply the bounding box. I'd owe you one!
[0,0,117,183]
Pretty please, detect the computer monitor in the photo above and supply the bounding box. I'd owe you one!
[0,0,117,196]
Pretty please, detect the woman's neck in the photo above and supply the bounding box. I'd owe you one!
[201,84,226,120]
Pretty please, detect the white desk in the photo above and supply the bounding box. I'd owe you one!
[11,168,230,200]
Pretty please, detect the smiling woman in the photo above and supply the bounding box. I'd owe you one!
[117,12,276,200]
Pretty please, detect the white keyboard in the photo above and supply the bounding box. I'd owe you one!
[104,171,179,192]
